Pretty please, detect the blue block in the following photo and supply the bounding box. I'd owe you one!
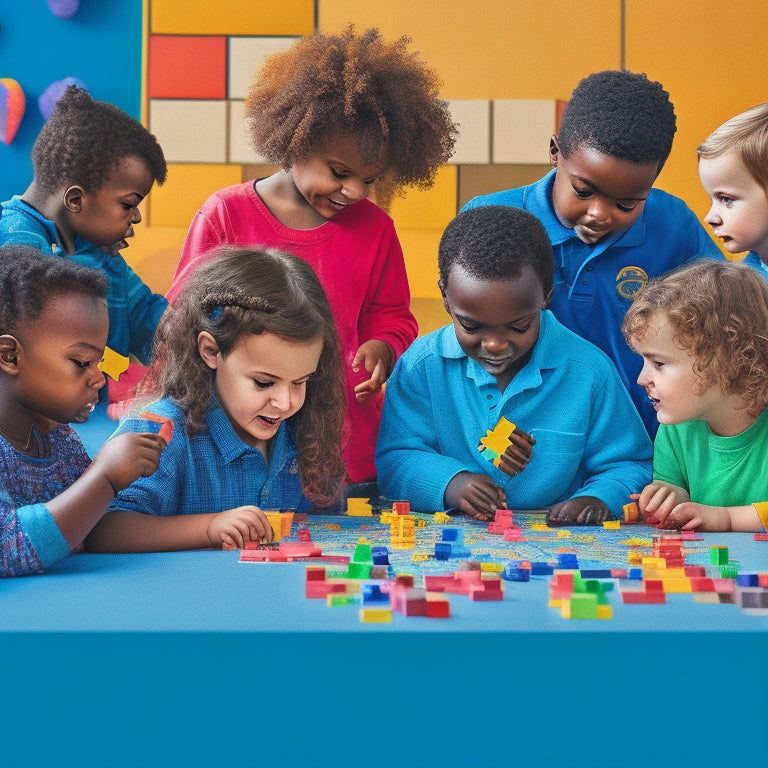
[580,569,612,579]
[737,573,759,587]
[557,553,579,569]
[629,568,643,580]
[434,542,452,561]
[361,583,390,604]
[371,546,390,565]
[502,562,530,582]
[530,561,554,576]
[441,527,460,542]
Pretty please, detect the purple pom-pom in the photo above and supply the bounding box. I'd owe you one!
[47,0,80,19]
[38,77,89,120]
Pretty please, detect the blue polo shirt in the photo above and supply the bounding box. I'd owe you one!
[375,311,652,514]
[109,397,315,516]
[462,171,748,437]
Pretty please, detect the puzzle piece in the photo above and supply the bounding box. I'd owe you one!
[478,416,516,466]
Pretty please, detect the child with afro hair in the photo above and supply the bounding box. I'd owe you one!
[167,26,458,486]
[0,85,168,366]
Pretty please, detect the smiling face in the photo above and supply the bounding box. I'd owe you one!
[549,140,658,245]
[289,133,385,222]
[442,263,548,392]
[14,292,108,425]
[66,154,155,255]
[200,330,323,455]
[699,151,768,261]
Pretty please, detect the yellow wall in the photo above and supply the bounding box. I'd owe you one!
[133,0,768,304]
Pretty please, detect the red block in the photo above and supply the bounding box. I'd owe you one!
[148,36,227,99]
[622,591,666,604]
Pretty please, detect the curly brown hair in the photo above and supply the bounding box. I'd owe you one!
[622,259,768,415]
[141,246,346,507]
[31,86,167,194]
[243,26,457,208]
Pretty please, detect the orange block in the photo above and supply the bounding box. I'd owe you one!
[148,35,227,99]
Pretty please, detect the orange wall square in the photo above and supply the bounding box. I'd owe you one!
[148,35,227,99]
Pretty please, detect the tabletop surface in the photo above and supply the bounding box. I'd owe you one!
[3,513,767,633]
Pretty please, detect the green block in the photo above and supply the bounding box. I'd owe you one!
[569,593,599,619]
[347,562,372,579]
[719,564,738,579]
[352,543,373,564]
[710,546,729,565]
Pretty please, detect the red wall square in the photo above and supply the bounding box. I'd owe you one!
[148,35,227,99]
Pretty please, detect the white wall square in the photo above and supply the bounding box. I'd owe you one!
[446,99,490,164]
[149,100,228,163]
[229,100,271,164]
[228,36,299,99]
[493,100,556,164]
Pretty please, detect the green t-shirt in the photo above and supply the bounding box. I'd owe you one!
[653,407,768,507]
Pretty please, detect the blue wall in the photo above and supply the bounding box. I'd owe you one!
[0,1,142,200]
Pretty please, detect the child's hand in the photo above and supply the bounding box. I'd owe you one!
[444,471,506,521]
[92,432,166,493]
[352,340,394,403]
[547,496,611,526]
[207,506,273,549]
[636,481,690,527]
[496,428,535,477]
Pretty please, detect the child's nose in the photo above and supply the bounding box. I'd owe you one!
[340,179,369,201]
[704,204,721,225]
[131,206,142,224]
[636,363,651,387]
[270,385,292,410]
[586,197,611,222]
[482,333,508,352]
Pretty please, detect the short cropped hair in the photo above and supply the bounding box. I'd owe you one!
[698,103,768,195]
[438,206,554,295]
[558,70,676,173]
[622,259,768,415]
[31,86,167,194]
[0,244,107,334]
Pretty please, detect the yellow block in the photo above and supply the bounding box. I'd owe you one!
[150,0,314,35]
[603,520,621,530]
[345,498,372,517]
[359,607,392,623]
[480,562,504,573]
[264,510,294,541]
[660,578,692,594]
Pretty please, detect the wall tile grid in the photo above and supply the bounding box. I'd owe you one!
[143,9,564,297]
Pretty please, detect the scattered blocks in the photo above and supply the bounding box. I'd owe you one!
[434,527,472,560]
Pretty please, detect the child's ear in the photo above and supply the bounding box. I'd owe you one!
[543,288,554,309]
[549,135,560,168]
[437,279,451,314]
[0,335,20,373]
[197,331,221,370]
[63,185,85,212]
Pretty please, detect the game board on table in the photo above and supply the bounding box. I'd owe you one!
[240,502,712,577]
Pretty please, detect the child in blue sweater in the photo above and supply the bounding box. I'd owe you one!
[376,206,652,525]
[0,245,164,576]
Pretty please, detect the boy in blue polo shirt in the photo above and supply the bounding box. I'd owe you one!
[376,206,651,525]
[462,70,758,438]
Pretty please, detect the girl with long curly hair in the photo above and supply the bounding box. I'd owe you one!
[86,246,346,553]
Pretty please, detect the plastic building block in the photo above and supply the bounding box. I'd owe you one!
[530,562,554,576]
[139,411,175,444]
[426,594,451,618]
[327,593,359,607]
[371,545,390,565]
[361,583,390,604]
[709,545,729,565]
[392,500,411,515]
[359,607,392,623]
[556,553,579,570]
[346,497,373,516]
[602,520,621,530]
[433,511,452,524]
[753,533,768,541]
[622,501,639,523]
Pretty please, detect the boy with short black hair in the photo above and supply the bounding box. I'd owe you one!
[462,70,748,438]
[376,206,651,526]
